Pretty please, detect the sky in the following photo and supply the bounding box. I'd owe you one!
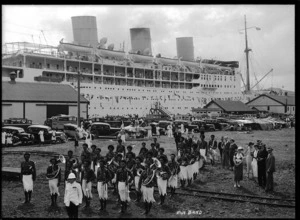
[2,5,295,91]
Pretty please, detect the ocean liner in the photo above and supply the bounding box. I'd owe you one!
[2,16,244,118]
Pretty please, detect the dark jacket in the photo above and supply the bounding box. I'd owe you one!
[266,153,275,173]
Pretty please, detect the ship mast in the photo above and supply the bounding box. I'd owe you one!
[244,15,251,92]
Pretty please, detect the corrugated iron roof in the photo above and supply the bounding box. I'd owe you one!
[2,81,89,103]
[206,100,255,112]
[246,94,295,106]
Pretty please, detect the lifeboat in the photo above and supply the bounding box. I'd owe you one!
[96,48,126,59]
[128,53,154,63]
[58,42,93,53]
[156,57,179,65]
[180,60,200,68]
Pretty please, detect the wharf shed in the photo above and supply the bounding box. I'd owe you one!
[246,94,295,115]
[2,79,89,124]
[203,100,256,115]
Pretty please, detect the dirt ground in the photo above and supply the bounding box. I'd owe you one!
[1,128,295,218]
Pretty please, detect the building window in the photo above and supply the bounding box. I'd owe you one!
[293,106,295,111]
[267,106,270,111]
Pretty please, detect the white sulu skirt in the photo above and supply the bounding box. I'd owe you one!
[118,182,130,202]
[199,157,204,169]
[157,176,167,196]
[49,178,60,195]
[187,164,194,180]
[168,174,178,188]
[97,182,108,200]
[22,174,33,192]
[200,149,207,161]
[82,179,93,198]
[179,166,188,180]
[111,173,117,184]
[141,185,156,203]
[121,134,126,143]
[192,162,199,174]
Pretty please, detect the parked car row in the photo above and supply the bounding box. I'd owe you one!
[2,125,67,146]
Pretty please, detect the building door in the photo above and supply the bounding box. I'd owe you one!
[47,105,69,118]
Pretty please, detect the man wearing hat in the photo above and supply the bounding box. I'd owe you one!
[257,144,268,188]
[138,161,156,215]
[20,152,36,203]
[265,147,275,192]
[46,157,61,207]
[81,160,96,208]
[229,139,238,171]
[64,173,83,218]
[168,154,180,197]
[96,159,111,211]
[116,160,134,213]
[157,156,171,205]
[233,146,244,188]
[132,156,145,202]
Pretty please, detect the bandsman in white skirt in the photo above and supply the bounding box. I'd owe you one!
[167,154,180,197]
[185,148,194,186]
[81,160,96,208]
[46,157,61,207]
[191,145,200,181]
[116,160,134,213]
[132,157,145,202]
[157,156,171,205]
[96,159,111,211]
[20,152,36,203]
[178,156,188,188]
[138,161,157,215]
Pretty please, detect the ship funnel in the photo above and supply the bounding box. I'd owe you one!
[176,37,194,61]
[71,16,98,47]
[130,28,152,55]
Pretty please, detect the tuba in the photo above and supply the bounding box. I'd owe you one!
[142,158,161,186]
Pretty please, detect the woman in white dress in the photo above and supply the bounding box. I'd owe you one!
[244,142,254,178]
[251,145,259,182]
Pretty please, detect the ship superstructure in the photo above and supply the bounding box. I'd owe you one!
[2,16,244,118]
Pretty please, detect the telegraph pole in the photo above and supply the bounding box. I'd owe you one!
[77,71,81,127]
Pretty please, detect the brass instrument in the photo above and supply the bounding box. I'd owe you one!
[137,168,143,176]
[46,165,61,180]
[189,158,196,165]
[58,155,66,163]
[142,158,161,186]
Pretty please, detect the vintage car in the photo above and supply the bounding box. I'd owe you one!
[2,126,33,145]
[63,123,91,140]
[89,122,120,138]
[174,120,199,133]
[26,125,67,144]
[3,118,33,129]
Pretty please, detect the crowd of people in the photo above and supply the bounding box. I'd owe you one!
[20,128,276,218]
